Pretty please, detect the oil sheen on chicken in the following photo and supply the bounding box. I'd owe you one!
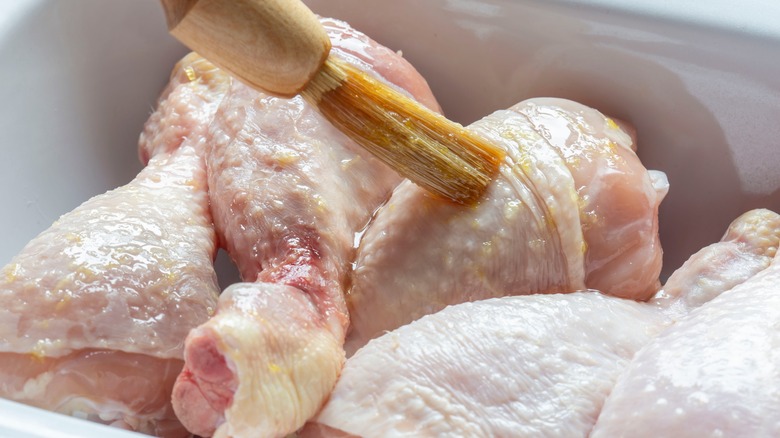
[170,18,441,438]
[0,54,226,436]
[345,97,669,353]
[304,209,780,437]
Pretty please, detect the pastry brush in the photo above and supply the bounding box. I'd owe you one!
[160,0,506,204]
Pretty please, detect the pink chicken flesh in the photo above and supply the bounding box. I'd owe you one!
[0,54,227,436]
[591,209,780,438]
[345,97,669,353]
[170,18,440,438]
[304,209,780,437]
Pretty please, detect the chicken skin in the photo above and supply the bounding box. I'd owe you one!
[170,18,440,438]
[305,209,780,437]
[346,97,669,352]
[591,209,780,438]
[0,54,227,436]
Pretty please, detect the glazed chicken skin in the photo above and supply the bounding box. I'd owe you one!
[346,97,668,352]
[305,209,780,437]
[591,209,780,438]
[0,54,227,436]
[170,18,440,438]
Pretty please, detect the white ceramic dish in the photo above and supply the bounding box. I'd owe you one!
[0,0,779,436]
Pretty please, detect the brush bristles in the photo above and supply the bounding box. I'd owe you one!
[302,56,505,204]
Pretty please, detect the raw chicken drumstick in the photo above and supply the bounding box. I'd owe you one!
[650,208,780,315]
[0,53,227,436]
[170,18,440,438]
[303,209,780,437]
[591,209,780,437]
[346,97,669,352]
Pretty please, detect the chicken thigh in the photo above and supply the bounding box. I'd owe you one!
[304,209,780,437]
[170,18,440,438]
[0,54,226,436]
[346,97,668,352]
[308,293,666,438]
[591,210,780,438]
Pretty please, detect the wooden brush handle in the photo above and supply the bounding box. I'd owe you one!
[160,0,331,97]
